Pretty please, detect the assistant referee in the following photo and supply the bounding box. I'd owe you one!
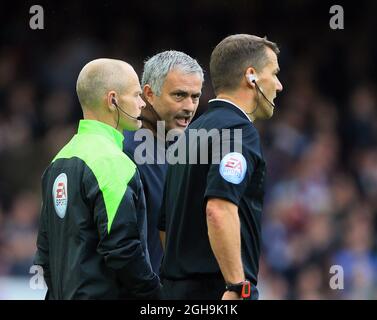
[34,58,161,299]
[158,34,283,300]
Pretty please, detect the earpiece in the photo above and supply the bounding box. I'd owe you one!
[111,96,143,123]
[247,74,258,84]
[247,74,276,109]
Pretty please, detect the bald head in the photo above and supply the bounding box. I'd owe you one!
[76,58,136,110]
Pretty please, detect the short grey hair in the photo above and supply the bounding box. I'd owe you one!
[142,50,204,96]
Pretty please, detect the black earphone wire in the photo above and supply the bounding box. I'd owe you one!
[246,81,275,118]
[115,103,120,130]
[255,81,275,108]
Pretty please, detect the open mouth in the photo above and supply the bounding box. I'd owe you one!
[175,116,191,127]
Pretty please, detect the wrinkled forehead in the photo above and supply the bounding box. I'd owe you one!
[163,69,203,91]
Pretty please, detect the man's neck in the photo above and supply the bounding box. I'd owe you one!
[216,93,256,122]
[140,104,163,137]
[82,110,121,133]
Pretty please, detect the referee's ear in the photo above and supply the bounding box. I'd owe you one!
[143,84,155,105]
[245,67,257,88]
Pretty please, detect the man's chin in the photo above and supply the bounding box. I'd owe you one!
[124,120,142,131]
[258,106,274,120]
[167,126,186,135]
[167,121,189,133]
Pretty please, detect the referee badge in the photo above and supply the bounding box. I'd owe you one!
[52,173,68,219]
[219,152,247,184]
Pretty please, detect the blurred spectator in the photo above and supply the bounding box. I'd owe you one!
[0,192,39,276]
[295,264,327,299]
[258,258,290,299]
[355,149,377,204]
[333,204,377,299]
[344,85,377,151]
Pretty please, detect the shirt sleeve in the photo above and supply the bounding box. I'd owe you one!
[34,169,53,298]
[204,124,261,206]
[84,160,161,299]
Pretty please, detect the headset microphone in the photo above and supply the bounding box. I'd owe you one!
[112,98,144,121]
[247,74,275,109]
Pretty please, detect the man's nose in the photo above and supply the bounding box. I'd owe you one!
[276,79,283,92]
[182,98,197,113]
[140,97,146,109]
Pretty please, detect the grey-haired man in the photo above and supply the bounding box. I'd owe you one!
[123,51,204,274]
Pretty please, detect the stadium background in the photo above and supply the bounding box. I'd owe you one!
[0,0,376,299]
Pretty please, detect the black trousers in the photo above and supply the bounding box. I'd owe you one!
[161,277,259,300]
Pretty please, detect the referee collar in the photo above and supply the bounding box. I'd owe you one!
[208,98,252,122]
[78,119,124,150]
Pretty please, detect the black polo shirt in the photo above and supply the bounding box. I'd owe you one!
[158,99,266,286]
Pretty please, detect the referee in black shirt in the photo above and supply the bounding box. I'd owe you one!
[158,34,283,300]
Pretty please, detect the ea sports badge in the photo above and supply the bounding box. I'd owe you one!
[219,152,247,184]
[52,173,68,218]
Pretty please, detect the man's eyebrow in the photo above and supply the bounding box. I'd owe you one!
[171,89,202,96]
[171,89,188,94]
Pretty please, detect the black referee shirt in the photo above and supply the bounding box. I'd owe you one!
[158,99,266,285]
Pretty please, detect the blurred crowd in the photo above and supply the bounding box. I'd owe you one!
[0,1,376,299]
[259,80,377,299]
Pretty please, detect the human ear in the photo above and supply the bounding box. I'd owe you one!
[245,67,257,87]
[143,84,155,105]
